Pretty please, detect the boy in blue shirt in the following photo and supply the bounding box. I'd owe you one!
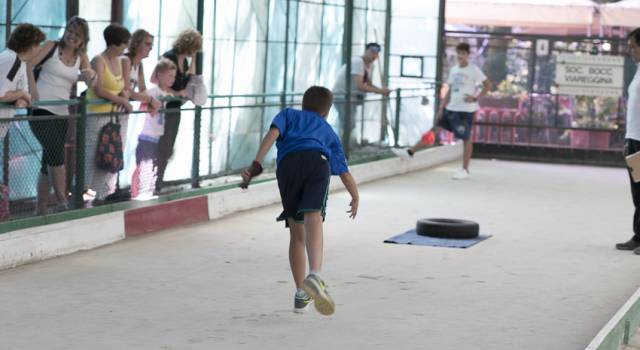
[241,86,359,316]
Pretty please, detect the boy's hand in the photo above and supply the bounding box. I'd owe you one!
[347,198,359,219]
[239,160,263,189]
[15,98,30,108]
[150,97,162,110]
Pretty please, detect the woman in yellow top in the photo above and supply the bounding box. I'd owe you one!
[84,24,132,204]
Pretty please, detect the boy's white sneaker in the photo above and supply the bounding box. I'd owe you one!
[452,169,470,180]
[391,148,413,161]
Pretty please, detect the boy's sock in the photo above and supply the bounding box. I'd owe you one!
[296,288,306,297]
[309,270,321,278]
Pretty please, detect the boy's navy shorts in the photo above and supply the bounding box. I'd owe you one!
[136,139,159,165]
[438,110,474,140]
[276,150,330,227]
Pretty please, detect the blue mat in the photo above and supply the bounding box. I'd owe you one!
[384,229,491,249]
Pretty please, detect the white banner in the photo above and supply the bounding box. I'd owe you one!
[555,53,624,97]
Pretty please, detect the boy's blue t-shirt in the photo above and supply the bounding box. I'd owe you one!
[271,108,348,175]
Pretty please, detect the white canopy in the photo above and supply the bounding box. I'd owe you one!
[600,0,640,28]
[446,0,596,28]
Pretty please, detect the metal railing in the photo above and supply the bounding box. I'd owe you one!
[0,87,434,221]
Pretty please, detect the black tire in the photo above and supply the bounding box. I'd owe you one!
[416,218,479,239]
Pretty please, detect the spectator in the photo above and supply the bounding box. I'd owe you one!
[0,23,45,121]
[0,24,45,219]
[155,28,202,193]
[616,28,640,253]
[131,58,176,199]
[85,24,132,205]
[332,43,390,148]
[123,29,161,110]
[27,16,95,214]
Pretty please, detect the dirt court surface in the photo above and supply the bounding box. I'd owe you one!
[1,159,638,350]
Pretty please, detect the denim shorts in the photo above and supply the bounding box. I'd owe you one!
[438,110,474,140]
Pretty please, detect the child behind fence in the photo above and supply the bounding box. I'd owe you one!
[130,58,176,199]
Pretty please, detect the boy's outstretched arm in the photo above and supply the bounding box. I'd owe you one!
[254,127,280,164]
[239,127,280,189]
[339,172,359,219]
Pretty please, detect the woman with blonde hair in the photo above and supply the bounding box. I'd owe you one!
[155,28,202,193]
[27,16,96,214]
[124,29,161,109]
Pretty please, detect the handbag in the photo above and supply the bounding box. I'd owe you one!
[95,108,124,173]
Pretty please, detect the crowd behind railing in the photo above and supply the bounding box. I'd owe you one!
[0,18,433,222]
[0,18,210,218]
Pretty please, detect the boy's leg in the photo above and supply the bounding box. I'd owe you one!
[130,165,141,198]
[303,211,323,273]
[287,217,306,288]
[35,173,50,215]
[463,139,473,171]
[302,210,335,316]
[462,112,474,171]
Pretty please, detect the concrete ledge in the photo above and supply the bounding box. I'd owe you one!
[586,287,640,350]
[0,212,125,270]
[208,143,463,219]
[0,144,461,270]
[125,196,210,237]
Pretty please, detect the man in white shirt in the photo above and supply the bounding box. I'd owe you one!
[332,43,390,147]
[616,28,640,253]
[437,42,490,180]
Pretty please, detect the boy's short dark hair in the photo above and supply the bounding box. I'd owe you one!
[7,24,45,54]
[628,28,640,46]
[366,42,381,52]
[456,42,471,53]
[302,86,333,115]
[103,23,131,47]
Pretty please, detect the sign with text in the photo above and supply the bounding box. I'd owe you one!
[555,53,624,97]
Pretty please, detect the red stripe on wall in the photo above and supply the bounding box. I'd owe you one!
[124,196,209,237]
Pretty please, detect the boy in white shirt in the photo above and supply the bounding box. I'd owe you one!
[130,58,177,199]
[392,43,490,180]
[439,42,491,179]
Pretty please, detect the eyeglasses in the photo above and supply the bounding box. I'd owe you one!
[69,16,87,25]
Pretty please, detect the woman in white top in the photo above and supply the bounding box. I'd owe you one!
[27,16,96,214]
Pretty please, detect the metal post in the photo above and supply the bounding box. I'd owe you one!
[3,0,11,187]
[5,0,10,39]
[394,88,401,147]
[343,0,354,157]
[282,0,291,109]
[380,0,392,142]
[260,0,272,141]
[191,0,205,188]
[624,319,631,345]
[66,0,79,19]
[208,0,217,176]
[434,0,446,120]
[74,97,87,209]
[111,0,123,24]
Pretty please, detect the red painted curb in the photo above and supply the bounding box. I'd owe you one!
[124,196,209,237]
